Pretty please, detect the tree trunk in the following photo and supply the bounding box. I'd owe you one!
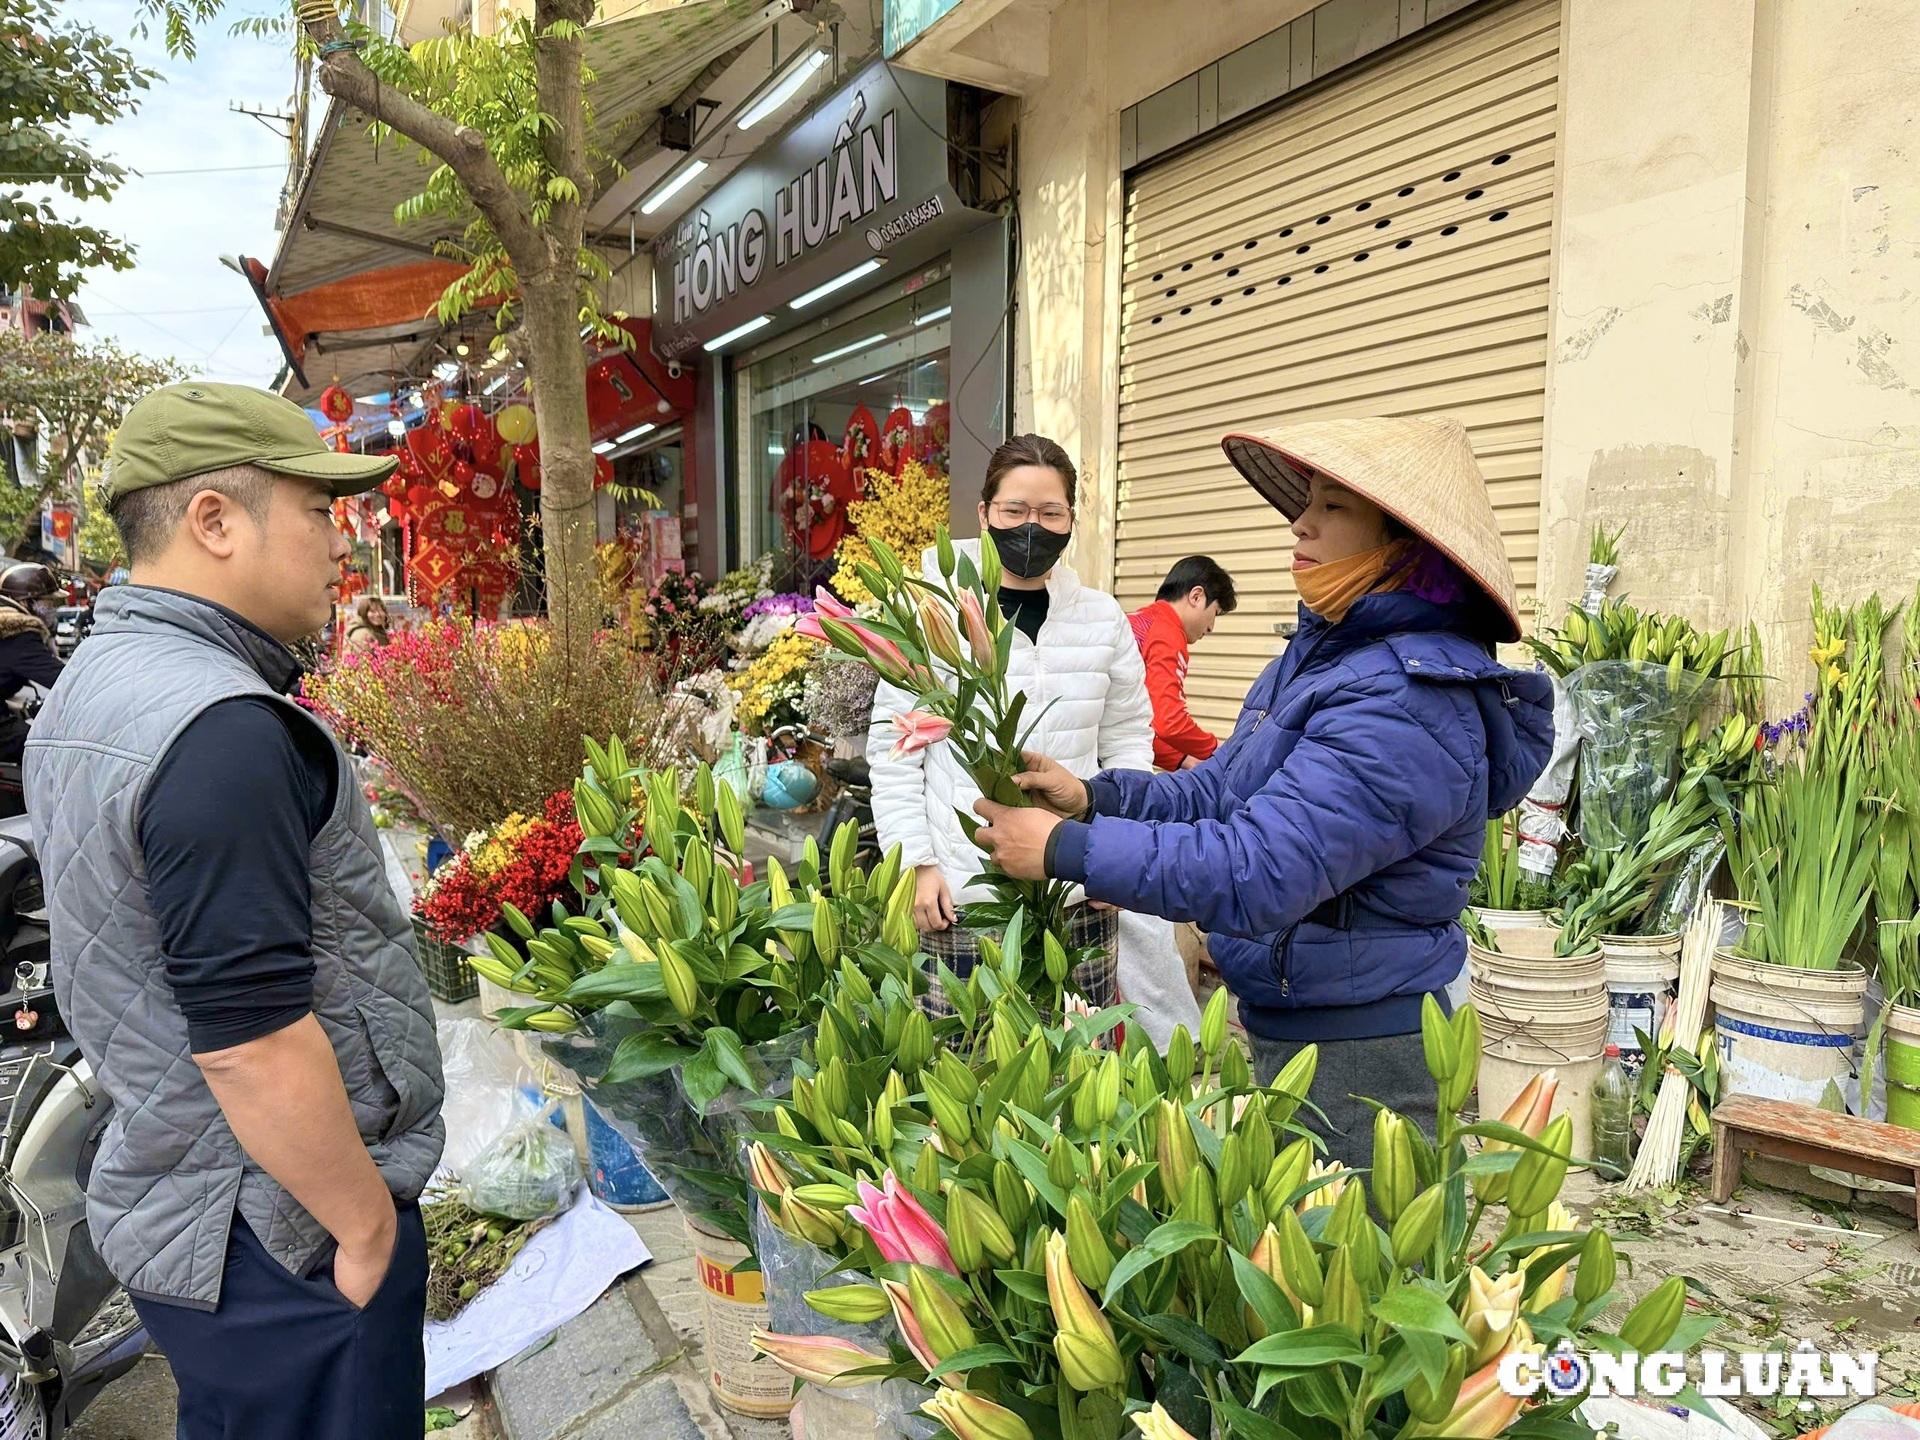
[523,275,599,661]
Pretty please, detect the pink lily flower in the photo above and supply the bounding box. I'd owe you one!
[751,1330,887,1388]
[814,587,855,620]
[794,614,828,643]
[846,1171,958,1274]
[843,619,913,676]
[890,709,954,761]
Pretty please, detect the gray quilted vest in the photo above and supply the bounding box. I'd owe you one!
[23,587,445,1310]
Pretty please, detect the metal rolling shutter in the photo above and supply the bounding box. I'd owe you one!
[1113,0,1561,733]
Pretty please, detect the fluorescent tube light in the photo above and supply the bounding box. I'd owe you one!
[915,306,952,326]
[704,314,773,352]
[790,260,883,309]
[737,51,829,132]
[640,159,709,216]
[615,424,657,444]
[593,440,617,455]
[812,334,887,365]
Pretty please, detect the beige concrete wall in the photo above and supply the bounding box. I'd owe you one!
[1539,0,1920,681]
[1008,0,1316,589]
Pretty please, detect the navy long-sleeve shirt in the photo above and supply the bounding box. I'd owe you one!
[138,695,337,1053]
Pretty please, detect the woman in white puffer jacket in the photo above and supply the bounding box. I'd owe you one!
[865,433,1204,1048]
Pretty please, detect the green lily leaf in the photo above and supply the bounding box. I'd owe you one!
[1367,1283,1472,1344]
[1233,1324,1367,1369]
[1100,1221,1217,1305]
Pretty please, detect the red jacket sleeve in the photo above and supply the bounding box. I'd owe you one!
[1137,616,1218,769]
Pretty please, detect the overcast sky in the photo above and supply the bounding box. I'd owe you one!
[63,3,294,385]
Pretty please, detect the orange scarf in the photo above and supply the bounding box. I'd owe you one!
[1295,540,1414,623]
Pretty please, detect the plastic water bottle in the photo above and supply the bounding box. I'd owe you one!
[1591,1044,1634,1179]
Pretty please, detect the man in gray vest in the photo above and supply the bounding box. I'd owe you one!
[25,382,445,1438]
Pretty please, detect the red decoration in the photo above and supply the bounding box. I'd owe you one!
[448,403,484,439]
[407,484,433,508]
[880,407,919,475]
[512,442,542,492]
[843,406,880,474]
[775,440,854,560]
[594,455,613,488]
[381,476,407,500]
[318,386,354,424]
[451,460,476,489]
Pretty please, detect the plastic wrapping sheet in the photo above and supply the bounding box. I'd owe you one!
[544,1015,810,1238]
[1518,673,1578,879]
[460,1095,582,1221]
[1567,661,1716,853]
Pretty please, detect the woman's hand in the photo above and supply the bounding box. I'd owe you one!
[1012,751,1091,817]
[913,865,957,932]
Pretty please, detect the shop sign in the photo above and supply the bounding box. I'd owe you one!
[884,0,967,56]
[650,58,996,360]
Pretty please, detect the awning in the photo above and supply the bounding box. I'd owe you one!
[249,0,789,398]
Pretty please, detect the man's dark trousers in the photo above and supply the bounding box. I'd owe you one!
[130,1204,428,1440]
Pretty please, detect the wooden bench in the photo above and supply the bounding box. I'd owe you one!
[1711,1094,1920,1221]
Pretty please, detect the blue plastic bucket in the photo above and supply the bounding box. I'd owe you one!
[583,1095,670,1208]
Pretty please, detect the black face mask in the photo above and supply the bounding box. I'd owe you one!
[988,522,1072,580]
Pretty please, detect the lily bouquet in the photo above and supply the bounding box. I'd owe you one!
[472,737,925,1241]
[747,979,1708,1440]
[799,528,1107,1009]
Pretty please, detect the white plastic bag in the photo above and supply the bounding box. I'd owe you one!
[435,1019,528,1183]
[459,1096,582,1221]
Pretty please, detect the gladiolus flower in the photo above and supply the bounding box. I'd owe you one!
[1132,1404,1200,1440]
[889,709,955,761]
[814,587,855,620]
[846,1171,958,1274]
[1461,1265,1527,1367]
[922,1388,1034,1440]
[957,591,995,668]
[750,1330,888,1388]
[1043,1230,1126,1391]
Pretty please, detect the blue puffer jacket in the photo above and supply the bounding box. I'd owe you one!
[1049,591,1554,1042]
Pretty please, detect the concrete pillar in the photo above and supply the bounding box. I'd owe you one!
[1537,0,1764,629]
[1541,0,1920,680]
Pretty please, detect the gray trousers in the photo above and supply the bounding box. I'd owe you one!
[1250,1030,1437,1170]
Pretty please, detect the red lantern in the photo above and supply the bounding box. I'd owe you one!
[449,404,484,439]
[407,484,433,508]
[451,460,476,489]
[318,386,354,424]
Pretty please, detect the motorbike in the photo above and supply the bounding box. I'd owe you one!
[49,612,89,665]
[0,818,146,1436]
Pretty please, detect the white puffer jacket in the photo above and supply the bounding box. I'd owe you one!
[865,541,1202,1047]
[866,540,1155,904]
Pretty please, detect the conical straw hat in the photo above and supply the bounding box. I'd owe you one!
[1220,416,1522,642]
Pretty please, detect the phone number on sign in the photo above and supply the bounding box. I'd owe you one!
[867,196,946,249]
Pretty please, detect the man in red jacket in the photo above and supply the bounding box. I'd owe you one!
[1128,557,1236,771]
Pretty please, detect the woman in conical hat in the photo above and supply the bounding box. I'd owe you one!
[974,416,1555,1165]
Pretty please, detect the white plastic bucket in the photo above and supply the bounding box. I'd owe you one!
[1472,907,1556,934]
[1710,951,1867,1106]
[1467,939,1609,1156]
[1600,933,1681,1066]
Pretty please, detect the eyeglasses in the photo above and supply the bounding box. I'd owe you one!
[989,500,1074,529]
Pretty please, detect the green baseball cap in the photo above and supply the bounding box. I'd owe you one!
[106,381,397,502]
